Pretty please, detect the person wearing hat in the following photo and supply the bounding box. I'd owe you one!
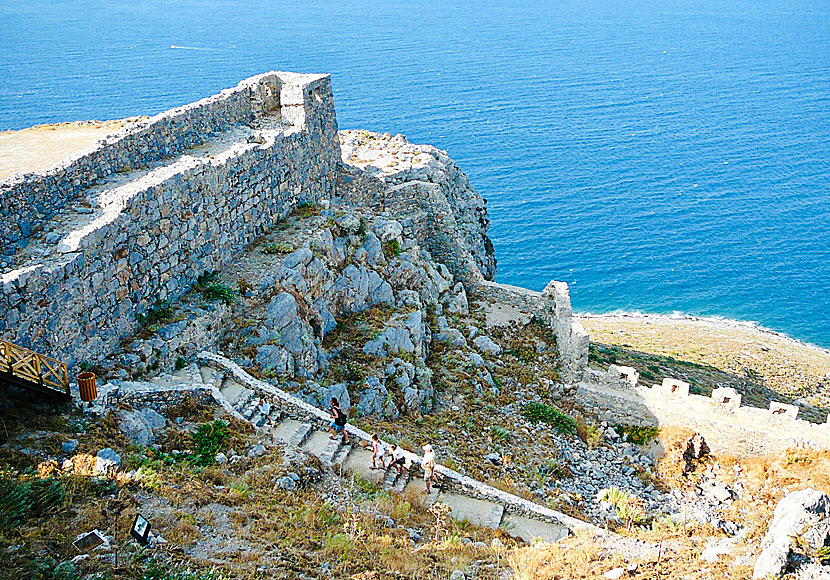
[421,444,438,493]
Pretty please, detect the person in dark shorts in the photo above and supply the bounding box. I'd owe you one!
[328,397,349,443]
[390,443,407,476]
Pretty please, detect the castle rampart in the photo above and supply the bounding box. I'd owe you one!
[579,365,830,455]
[1,72,339,366]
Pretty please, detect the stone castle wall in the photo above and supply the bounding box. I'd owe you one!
[0,72,339,367]
[0,74,286,259]
[473,280,589,378]
[335,131,588,376]
[579,366,830,456]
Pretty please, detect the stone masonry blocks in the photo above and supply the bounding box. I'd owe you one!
[659,377,690,398]
[607,364,639,387]
[711,387,742,410]
[769,401,799,421]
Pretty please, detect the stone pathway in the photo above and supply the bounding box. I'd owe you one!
[187,352,595,543]
[98,353,595,543]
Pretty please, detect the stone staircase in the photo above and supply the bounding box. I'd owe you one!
[101,354,593,543]
[189,351,598,543]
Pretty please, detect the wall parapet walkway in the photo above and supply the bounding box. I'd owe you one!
[0,72,340,367]
[578,365,830,456]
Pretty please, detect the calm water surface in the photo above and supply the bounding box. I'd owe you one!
[1,0,829,346]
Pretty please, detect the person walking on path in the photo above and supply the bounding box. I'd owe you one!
[390,443,407,477]
[370,433,386,470]
[328,398,349,444]
[422,444,438,493]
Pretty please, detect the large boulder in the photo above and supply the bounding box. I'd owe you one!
[118,408,166,446]
[95,448,122,476]
[253,292,320,377]
[753,488,830,579]
[358,377,399,419]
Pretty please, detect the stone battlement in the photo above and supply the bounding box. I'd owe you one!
[1,73,587,380]
[578,364,830,456]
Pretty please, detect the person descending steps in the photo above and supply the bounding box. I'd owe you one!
[370,433,386,470]
[390,443,407,477]
[328,397,350,444]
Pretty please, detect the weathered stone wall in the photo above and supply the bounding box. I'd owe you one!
[473,280,589,378]
[578,367,830,456]
[335,131,589,377]
[0,72,339,367]
[0,74,289,259]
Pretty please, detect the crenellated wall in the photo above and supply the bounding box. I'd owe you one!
[578,365,830,455]
[0,72,339,367]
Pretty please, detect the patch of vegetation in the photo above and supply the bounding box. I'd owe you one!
[598,486,648,530]
[141,558,231,580]
[293,201,320,218]
[136,299,175,327]
[0,472,66,531]
[196,271,236,305]
[382,239,401,259]
[27,557,81,580]
[613,424,659,445]
[262,241,294,255]
[191,420,231,466]
[174,356,187,371]
[490,425,511,442]
[520,403,577,435]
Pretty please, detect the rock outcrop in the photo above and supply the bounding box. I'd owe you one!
[754,488,830,579]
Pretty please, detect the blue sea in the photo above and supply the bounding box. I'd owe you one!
[1,0,829,347]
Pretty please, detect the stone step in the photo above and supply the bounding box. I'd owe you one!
[394,471,411,493]
[436,492,498,528]
[332,443,353,468]
[301,429,334,458]
[288,423,313,448]
[220,377,251,406]
[383,467,400,489]
[270,418,302,445]
[484,503,505,530]
[199,364,223,388]
[500,513,570,543]
[319,437,344,465]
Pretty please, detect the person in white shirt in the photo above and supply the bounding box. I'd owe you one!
[422,443,438,493]
[390,443,407,476]
[370,433,386,469]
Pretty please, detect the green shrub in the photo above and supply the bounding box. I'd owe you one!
[293,201,320,218]
[262,241,294,255]
[613,424,659,445]
[31,558,81,580]
[196,271,236,305]
[490,426,511,442]
[175,356,187,371]
[29,477,65,514]
[192,420,230,466]
[520,403,577,435]
[0,474,31,530]
[382,239,401,259]
[136,299,174,326]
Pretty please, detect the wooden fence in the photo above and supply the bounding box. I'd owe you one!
[0,339,69,397]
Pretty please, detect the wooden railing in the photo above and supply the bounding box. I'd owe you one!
[0,339,69,397]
